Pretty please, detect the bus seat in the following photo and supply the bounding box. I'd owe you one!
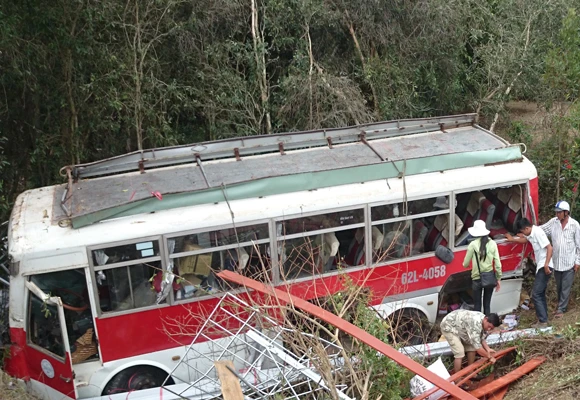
[344,228,365,266]
[372,226,384,251]
[460,191,486,234]
[478,199,496,229]
[357,227,384,265]
[320,232,339,271]
[237,247,250,269]
[424,224,447,252]
[488,187,523,235]
[382,230,409,259]
[410,220,427,255]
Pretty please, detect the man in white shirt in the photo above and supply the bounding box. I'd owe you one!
[540,201,580,318]
[506,218,553,327]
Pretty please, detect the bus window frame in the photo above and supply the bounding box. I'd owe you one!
[451,179,529,250]
[87,235,168,318]
[368,193,453,267]
[273,205,367,284]
[164,219,273,304]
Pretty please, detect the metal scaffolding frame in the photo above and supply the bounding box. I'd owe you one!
[161,292,353,400]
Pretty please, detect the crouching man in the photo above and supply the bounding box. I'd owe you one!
[440,309,500,374]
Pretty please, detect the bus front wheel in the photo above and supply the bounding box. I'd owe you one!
[386,308,432,347]
[102,366,174,395]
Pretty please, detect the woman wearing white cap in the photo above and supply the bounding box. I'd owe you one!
[462,220,502,315]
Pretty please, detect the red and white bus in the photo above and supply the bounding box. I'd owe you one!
[5,114,536,399]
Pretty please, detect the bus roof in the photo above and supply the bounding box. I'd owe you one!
[10,157,537,268]
[53,114,522,229]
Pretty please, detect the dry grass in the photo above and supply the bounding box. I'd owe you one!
[0,369,37,400]
[501,275,580,400]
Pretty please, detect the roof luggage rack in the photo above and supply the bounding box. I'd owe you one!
[55,114,523,229]
[63,114,476,180]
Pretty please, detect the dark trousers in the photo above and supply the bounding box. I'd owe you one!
[472,279,494,315]
[532,267,553,323]
[554,269,575,314]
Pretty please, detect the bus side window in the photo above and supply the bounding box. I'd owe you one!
[377,221,410,261]
[96,261,160,312]
[371,198,441,261]
[454,185,525,246]
[277,209,365,280]
[170,224,272,300]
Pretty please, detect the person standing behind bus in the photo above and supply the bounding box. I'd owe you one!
[463,220,502,315]
[540,200,580,319]
[506,218,553,327]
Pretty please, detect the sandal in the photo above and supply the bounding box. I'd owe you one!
[554,313,564,319]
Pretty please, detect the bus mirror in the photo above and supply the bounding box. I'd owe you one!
[10,260,19,277]
[435,245,454,264]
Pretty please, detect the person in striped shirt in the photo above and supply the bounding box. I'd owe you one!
[540,200,580,318]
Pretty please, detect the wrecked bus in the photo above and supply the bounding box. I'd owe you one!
[5,114,536,399]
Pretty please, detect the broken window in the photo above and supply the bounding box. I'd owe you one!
[97,262,161,311]
[169,223,271,301]
[276,209,366,280]
[91,239,163,313]
[455,184,526,246]
[371,196,450,261]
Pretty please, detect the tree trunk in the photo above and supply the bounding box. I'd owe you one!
[251,0,271,134]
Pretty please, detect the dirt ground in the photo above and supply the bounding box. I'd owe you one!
[498,274,580,400]
[501,100,573,143]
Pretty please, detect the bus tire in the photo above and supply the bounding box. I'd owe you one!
[102,365,174,395]
[387,308,432,346]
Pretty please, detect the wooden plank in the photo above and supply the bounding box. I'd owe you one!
[488,385,509,400]
[411,347,516,400]
[468,356,546,398]
[218,270,479,400]
[214,360,244,400]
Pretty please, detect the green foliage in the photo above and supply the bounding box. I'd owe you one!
[1,0,579,223]
[559,107,580,213]
[0,137,9,217]
[351,298,413,399]
[560,324,580,340]
[328,279,413,399]
[544,9,580,101]
[505,121,533,144]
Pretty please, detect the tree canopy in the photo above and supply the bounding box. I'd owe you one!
[1,0,579,220]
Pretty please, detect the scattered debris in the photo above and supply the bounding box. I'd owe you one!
[161,292,353,400]
[218,270,477,400]
[467,356,547,398]
[400,327,552,359]
[409,347,546,400]
[409,347,517,400]
[409,358,450,400]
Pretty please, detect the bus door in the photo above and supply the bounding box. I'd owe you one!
[25,280,77,399]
